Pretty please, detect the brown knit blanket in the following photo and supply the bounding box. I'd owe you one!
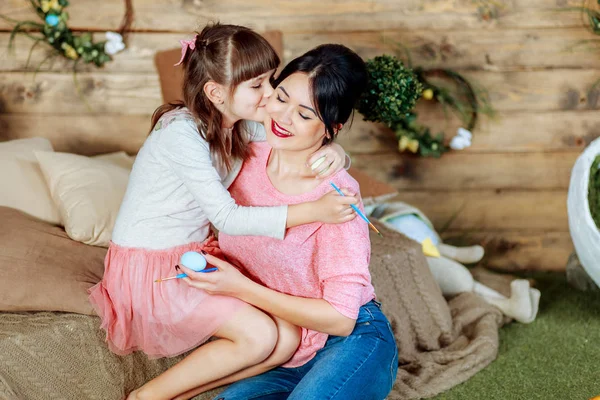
[0,222,506,400]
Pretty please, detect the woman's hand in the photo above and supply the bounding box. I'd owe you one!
[311,188,357,224]
[179,252,251,297]
[307,143,349,179]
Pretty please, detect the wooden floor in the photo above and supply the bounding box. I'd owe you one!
[2,0,597,271]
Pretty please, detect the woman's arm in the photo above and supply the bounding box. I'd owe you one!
[181,193,371,336]
[180,253,356,336]
[240,277,356,336]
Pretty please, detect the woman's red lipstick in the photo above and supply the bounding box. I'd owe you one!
[271,120,293,138]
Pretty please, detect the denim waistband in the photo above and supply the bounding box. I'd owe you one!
[356,299,385,323]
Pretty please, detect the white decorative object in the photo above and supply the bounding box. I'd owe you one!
[449,127,472,150]
[105,31,125,56]
[567,137,600,288]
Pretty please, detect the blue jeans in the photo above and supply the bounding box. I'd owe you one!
[214,300,398,400]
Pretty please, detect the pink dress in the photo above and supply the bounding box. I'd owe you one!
[219,142,376,367]
[89,238,246,358]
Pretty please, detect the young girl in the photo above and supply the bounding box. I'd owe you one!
[88,23,357,400]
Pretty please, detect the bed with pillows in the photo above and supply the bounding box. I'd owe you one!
[0,31,509,399]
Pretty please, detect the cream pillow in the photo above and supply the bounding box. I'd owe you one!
[93,151,136,170]
[0,137,61,224]
[35,151,132,247]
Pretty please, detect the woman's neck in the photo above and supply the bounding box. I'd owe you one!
[268,147,312,177]
[267,145,323,195]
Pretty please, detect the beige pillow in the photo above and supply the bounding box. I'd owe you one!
[35,151,132,247]
[0,137,61,224]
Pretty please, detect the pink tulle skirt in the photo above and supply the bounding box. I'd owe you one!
[89,237,247,358]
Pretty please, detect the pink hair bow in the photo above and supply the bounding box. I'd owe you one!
[174,36,197,66]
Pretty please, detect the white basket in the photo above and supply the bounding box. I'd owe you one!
[568,137,600,288]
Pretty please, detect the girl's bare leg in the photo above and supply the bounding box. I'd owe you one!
[173,317,301,400]
[127,304,278,400]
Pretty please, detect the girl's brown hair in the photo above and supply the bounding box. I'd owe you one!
[151,23,280,171]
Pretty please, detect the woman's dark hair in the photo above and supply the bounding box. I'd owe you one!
[272,44,367,145]
[151,23,280,171]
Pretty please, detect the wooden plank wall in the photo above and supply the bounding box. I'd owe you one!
[2,0,596,271]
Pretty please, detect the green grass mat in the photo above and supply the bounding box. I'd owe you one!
[435,272,600,400]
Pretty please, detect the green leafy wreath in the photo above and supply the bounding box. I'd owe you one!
[2,0,133,70]
[357,50,494,158]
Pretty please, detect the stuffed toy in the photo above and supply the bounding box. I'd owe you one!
[367,201,541,323]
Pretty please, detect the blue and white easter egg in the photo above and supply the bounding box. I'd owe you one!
[180,251,207,272]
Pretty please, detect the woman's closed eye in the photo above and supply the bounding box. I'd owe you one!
[276,91,311,120]
[252,83,262,89]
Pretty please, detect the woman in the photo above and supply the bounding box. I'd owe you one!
[180,44,398,400]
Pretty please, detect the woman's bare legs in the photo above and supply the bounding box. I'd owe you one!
[126,304,278,400]
[174,316,301,400]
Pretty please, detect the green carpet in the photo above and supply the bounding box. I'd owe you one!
[434,272,600,400]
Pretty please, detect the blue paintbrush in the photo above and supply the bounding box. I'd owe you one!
[155,267,218,282]
[330,182,383,237]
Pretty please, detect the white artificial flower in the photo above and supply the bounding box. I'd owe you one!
[456,127,473,140]
[105,31,125,55]
[105,31,123,42]
[449,127,473,150]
